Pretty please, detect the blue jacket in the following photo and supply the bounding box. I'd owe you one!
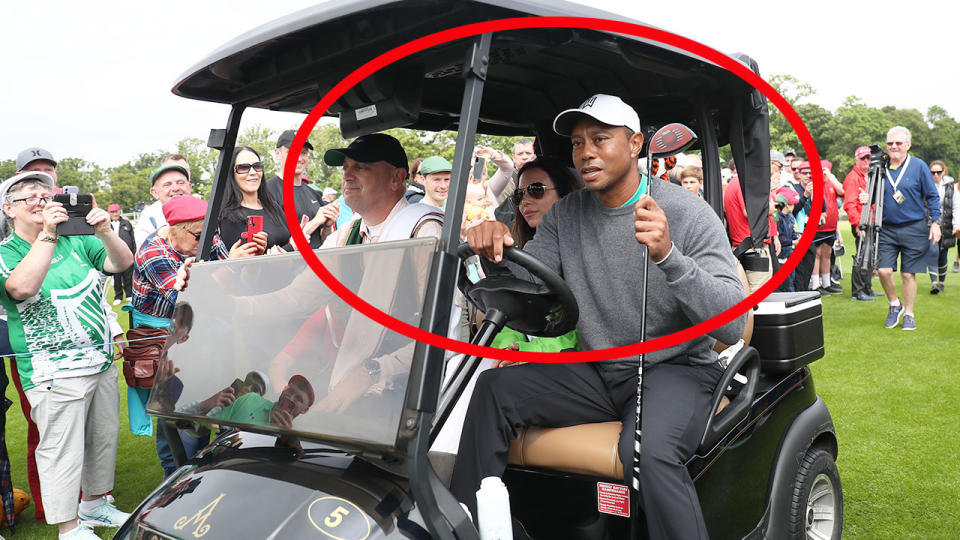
[882,156,940,225]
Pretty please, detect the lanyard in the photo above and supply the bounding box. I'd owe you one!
[886,155,911,192]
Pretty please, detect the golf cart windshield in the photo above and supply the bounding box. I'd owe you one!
[146,238,438,453]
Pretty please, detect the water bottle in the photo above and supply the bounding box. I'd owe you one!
[476,476,512,540]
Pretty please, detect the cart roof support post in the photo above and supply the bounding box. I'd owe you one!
[199,104,245,261]
[405,32,492,540]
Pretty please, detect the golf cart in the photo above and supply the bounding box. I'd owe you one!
[115,1,842,539]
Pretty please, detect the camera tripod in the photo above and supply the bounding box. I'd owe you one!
[854,145,888,273]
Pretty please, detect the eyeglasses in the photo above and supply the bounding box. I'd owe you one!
[799,170,812,176]
[857,155,871,160]
[931,170,944,175]
[10,195,51,206]
[512,183,557,205]
[886,141,906,147]
[188,231,202,241]
[234,161,264,174]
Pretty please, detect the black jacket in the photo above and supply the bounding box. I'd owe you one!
[115,217,136,254]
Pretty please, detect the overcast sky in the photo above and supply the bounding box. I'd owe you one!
[1,0,954,168]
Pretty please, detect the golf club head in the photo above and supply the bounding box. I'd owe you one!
[648,123,698,159]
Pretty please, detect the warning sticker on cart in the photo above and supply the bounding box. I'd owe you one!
[597,482,630,517]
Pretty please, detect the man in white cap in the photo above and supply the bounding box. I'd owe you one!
[452,94,746,539]
[321,187,338,204]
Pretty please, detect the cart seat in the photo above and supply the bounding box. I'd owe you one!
[507,396,731,480]
[506,261,751,480]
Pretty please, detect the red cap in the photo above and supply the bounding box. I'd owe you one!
[797,161,811,171]
[822,160,833,171]
[162,196,207,226]
[776,186,800,205]
[287,374,315,407]
[855,146,871,159]
[107,203,121,212]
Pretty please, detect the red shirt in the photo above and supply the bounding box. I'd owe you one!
[723,176,773,246]
[842,167,867,227]
[817,182,839,232]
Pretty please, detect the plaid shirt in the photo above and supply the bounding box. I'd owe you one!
[132,232,228,319]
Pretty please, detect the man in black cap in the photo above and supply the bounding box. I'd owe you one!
[266,130,335,248]
[321,133,443,246]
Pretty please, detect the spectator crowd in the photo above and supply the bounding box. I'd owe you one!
[0,116,957,538]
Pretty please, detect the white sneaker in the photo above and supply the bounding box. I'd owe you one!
[112,299,122,306]
[59,524,100,539]
[78,499,130,528]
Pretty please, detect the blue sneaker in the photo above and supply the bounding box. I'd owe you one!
[78,499,130,528]
[902,314,916,331]
[884,303,904,328]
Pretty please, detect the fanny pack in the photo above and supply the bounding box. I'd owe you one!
[739,250,770,273]
[121,326,170,388]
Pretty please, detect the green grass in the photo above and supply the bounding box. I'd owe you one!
[2,232,959,538]
[810,226,960,539]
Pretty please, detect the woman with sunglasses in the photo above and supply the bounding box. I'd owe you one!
[488,156,583,364]
[218,146,290,252]
[433,157,583,453]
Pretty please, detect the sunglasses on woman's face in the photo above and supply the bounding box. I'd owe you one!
[512,182,557,205]
[234,161,264,174]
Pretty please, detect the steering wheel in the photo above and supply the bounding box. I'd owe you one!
[457,243,578,337]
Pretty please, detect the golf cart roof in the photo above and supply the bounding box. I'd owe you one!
[179,0,772,245]
[174,0,753,141]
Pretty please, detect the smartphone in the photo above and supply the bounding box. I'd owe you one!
[240,215,264,242]
[472,157,486,179]
[52,193,95,236]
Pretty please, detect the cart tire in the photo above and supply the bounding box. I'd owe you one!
[788,448,843,539]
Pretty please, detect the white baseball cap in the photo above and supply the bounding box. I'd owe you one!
[0,171,56,237]
[322,187,337,196]
[0,171,55,203]
[553,94,642,136]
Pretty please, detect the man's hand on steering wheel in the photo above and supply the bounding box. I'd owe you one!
[457,238,580,338]
[466,220,514,263]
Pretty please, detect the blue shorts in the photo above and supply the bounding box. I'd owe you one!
[878,220,937,273]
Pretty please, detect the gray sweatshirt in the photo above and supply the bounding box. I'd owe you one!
[522,180,747,381]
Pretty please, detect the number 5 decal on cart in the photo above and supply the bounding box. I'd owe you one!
[307,497,371,540]
[325,505,350,528]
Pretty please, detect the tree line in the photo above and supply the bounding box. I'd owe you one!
[767,75,960,175]
[3,75,957,211]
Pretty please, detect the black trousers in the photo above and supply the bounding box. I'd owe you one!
[850,224,875,296]
[113,267,133,301]
[450,360,723,540]
[792,241,817,291]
